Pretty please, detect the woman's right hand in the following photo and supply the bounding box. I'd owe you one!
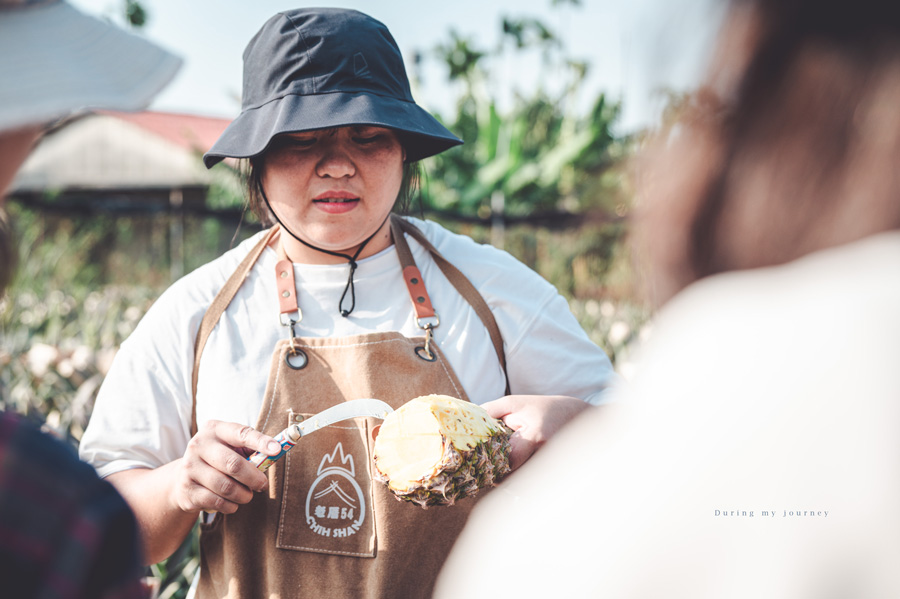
[107,420,283,564]
[172,420,283,514]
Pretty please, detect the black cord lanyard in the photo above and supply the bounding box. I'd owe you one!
[257,179,388,317]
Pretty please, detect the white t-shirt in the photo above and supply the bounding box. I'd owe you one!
[80,217,618,478]
[435,231,900,598]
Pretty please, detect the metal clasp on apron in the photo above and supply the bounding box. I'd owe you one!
[281,311,308,370]
[276,254,309,370]
[415,314,440,362]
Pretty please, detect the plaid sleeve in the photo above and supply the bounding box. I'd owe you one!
[0,410,148,599]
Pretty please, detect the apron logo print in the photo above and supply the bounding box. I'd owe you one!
[304,442,367,539]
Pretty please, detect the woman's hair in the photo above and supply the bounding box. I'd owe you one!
[243,158,422,227]
[635,0,900,306]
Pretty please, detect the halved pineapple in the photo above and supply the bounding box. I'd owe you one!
[373,394,513,508]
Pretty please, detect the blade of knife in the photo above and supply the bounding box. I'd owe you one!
[248,398,393,471]
[295,397,393,437]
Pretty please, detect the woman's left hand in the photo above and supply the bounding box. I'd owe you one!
[482,395,590,471]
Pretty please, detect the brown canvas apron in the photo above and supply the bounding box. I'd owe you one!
[190,216,508,599]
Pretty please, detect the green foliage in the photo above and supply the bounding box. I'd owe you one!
[420,6,628,220]
[150,525,200,599]
[124,0,147,28]
[435,30,487,82]
[204,162,247,211]
[0,204,159,440]
[501,17,559,50]
[569,296,650,382]
[416,3,636,304]
[10,205,109,294]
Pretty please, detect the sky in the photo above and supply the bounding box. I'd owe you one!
[69,0,725,135]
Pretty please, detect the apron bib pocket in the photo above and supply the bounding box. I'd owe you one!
[275,414,377,558]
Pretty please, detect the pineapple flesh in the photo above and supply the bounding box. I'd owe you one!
[373,394,513,508]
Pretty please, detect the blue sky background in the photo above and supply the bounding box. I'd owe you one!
[70,0,725,134]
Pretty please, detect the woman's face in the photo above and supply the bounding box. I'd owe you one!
[260,125,405,263]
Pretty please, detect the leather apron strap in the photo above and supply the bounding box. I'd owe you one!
[191,217,511,435]
[191,226,280,436]
[390,215,510,394]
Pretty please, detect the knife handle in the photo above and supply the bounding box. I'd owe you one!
[247,424,302,472]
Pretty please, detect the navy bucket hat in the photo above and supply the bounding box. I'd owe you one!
[203,8,462,168]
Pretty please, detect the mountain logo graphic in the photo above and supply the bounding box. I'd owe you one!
[305,442,366,538]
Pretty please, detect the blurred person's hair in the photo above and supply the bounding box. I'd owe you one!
[635,0,900,306]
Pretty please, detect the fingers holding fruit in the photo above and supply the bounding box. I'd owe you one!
[483,395,590,470]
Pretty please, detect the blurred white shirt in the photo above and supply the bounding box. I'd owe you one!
[436,231,900,598]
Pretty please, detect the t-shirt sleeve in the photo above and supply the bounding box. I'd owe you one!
[416,219,620,405]
[79,232,273,477]
[505,287,620,405]
[78,280,206,478]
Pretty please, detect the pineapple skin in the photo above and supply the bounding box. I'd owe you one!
[373,396,514,509]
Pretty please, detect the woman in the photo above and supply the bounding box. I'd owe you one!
[78,8,618,599]
[435,0,900,596]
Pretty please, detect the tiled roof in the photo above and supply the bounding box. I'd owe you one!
[98,110,232,154]
[11,110,239,192]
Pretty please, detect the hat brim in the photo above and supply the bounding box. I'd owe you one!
[203,91,462,168]
[0,1,182,133]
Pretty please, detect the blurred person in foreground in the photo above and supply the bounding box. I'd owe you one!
[435,0,900,596]
[0,0,180,596]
